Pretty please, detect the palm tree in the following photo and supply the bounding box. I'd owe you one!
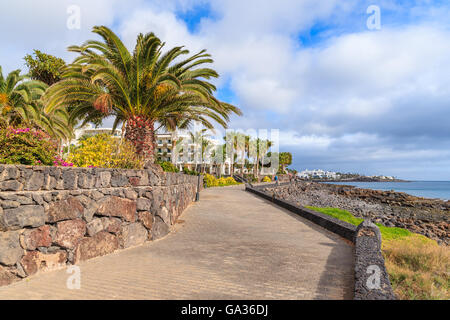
[0,67,73,144]
[211,143,227,177]
[235,132,249,175]
[249,138,273,181]
[0,67,45,127]
[187,129,213,173]
[224,131,239,175]
[45,26,242,163]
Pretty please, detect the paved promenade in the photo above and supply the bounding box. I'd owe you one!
[0,185,354,300]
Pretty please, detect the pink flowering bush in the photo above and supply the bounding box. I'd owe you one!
[0,126,58,166]
[53,156,74,167]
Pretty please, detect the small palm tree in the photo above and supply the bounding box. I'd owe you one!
[45,26,242,163]
[0,67,45,127]
[0,66,73,144]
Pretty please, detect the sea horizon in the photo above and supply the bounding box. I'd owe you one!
[322,180,450,201]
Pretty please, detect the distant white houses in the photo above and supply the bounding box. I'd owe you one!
[369,175,395,180]
[295,169,396,180]
[297,169,340,180]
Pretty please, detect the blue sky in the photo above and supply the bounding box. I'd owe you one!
[1,0,450,180]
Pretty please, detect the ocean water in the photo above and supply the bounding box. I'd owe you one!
[322,181,450,200]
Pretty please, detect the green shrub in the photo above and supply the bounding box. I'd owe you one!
[157,161,179,173]
[182,167,199,176]
[0,127,58,165]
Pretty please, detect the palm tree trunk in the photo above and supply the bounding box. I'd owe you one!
[124,115,155,163]
[171,139,176,164]
[255,156,260,181]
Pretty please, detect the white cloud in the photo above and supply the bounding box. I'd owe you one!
[2,0,450,179]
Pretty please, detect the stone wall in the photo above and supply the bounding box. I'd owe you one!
[0,164,202,287]
[354,221,396,300]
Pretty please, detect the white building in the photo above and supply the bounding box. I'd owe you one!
[297,169,340,180]
[69,124,235,175]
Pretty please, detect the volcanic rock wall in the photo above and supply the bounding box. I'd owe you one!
[0,164,201,286]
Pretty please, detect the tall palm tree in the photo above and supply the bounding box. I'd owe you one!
[224,131,237,175]
[45,26,242,163]
[211,143,227,177]
[235,132,249,175]
[187,129,213,173]
[249,138,273,181]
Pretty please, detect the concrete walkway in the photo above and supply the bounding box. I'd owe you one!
[0,185,354,300]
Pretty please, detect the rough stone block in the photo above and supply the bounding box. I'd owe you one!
[32,193,45,205]
[152,216,170,240]
[1,200,20,209]
[75,195,99,222]
[0,266,17,287]
[19,250,67,276]
[20,225,52,250]
[118,223,148,249]
[101,217,122,234]
[25,172,44,191]
[124,189,138,200]
[47,197,84,223]
[54,219,86,249]
[0,231,24,265]
[74,231,119,263]
[111,173,128,187]
[16,195,34,205]
[156,206,170,225]
[78,173,95,189]
[1,205,46,230]
[86,218,104,237]
[138,211,153,230]
[0,166,19,181]
[136,198,151,211]
[0,180,23,191]
[95,171,111,188]
[62,170,78,190]
[96,196,136,222]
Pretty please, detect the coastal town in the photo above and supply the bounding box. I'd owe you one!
[296,169,400,182]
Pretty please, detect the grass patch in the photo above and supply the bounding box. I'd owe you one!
[306,207,363,226]
[383,237,449,300]
[308,206,449,300]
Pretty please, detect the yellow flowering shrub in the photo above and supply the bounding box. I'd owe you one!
[204,174,240,187]
[262,176,272,182]
[204,174,218,187]
[68,134,143,169]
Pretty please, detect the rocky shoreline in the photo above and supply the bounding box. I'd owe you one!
[264,181,449,245]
